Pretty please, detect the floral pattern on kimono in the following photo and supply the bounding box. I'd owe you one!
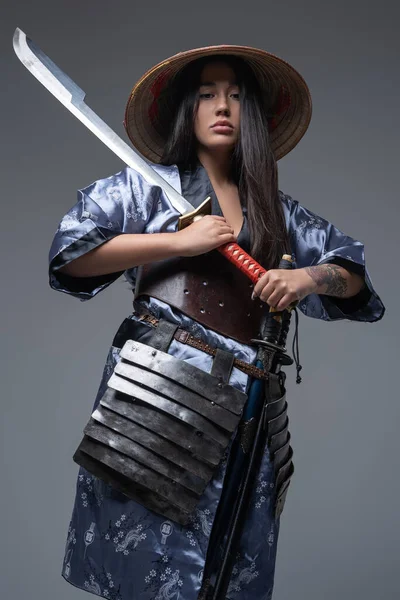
[49,162,384,600]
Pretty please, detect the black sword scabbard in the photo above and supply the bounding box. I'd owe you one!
[210,255,295,600]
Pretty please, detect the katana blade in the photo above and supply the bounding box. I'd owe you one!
[13,28,268,285]
[12,27,194,215]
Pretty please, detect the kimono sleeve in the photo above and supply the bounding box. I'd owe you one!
[282,193,385,322]
[48,167,156,300]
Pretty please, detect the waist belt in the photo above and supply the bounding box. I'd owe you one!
[136,312,269,381]
[135,251,266,345]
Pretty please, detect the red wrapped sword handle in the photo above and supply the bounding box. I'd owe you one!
[178,196,268,284]
[218,242,267,284]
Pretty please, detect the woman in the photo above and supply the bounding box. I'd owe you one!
[49,46,384,600]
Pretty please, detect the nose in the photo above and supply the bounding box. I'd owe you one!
[215,94,230,115]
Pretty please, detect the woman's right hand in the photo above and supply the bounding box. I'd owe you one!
[174,215,237,257]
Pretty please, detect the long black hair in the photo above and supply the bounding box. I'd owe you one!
[159,55,290,269]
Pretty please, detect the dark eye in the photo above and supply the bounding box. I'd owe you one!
[231,93,240,99]
[199,93,213,99]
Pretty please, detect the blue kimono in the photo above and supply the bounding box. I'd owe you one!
[49,162,384,600]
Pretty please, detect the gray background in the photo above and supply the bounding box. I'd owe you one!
[1,1,399,599]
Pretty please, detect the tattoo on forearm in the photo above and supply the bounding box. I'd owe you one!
[305,264,348,297]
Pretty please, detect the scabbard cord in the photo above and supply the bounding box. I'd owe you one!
[292,306,303,383]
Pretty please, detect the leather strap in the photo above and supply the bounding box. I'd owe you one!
[210,349,235,384]
[150,319,179,352]
[137,313,269,381]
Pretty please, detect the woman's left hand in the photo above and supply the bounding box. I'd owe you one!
[252,268,317,311]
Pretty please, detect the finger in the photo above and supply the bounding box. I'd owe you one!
[215,234,237,248]
[221,233,237,242]
[201,215,225,225]
[215,227,235,239]
[258,281,276,303]
[265,289,285,308]
[253,272,270,297]
[276,294,293,311]
[218,222,234,232]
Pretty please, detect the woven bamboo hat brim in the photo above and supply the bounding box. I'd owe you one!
[124,45,312,162]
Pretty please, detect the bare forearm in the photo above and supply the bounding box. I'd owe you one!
[58,214,237,278]
[304,264,365,298]
[58,232,182,278]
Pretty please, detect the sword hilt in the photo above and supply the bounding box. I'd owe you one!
[251,254,294,366]
[276,255,296,350]
[263,254,293,345]
[217,242,266,284]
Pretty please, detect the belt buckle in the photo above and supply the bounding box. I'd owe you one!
[176,329,190,344]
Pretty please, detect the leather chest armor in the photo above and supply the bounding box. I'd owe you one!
[135,250,266,345]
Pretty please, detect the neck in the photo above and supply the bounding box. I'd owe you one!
[196,147,234,187]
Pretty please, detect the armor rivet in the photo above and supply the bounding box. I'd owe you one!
[217,382,223,388]
[184,289,190,294]
[151,350,157,356]
[200,308,205,314]
[202,280,208,286]
[211,401,215,406]
[219,301,224,307]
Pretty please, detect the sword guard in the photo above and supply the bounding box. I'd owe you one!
[250,338,286,352]
[177,196,212,230]
[250,339,294,366]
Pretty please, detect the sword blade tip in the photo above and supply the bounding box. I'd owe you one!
[13,27,26,55]
[12,27,86,104]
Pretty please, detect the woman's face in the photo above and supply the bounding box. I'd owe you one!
[193,61,240,152]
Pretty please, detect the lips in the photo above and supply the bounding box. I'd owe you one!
[211,120,233,129]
